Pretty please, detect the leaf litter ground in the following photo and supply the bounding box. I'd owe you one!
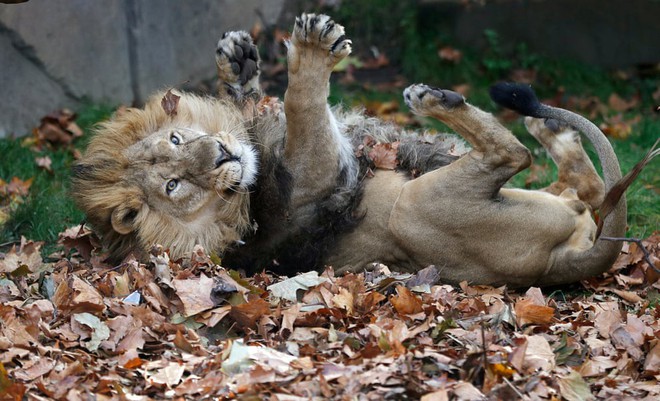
[1,227,660,400]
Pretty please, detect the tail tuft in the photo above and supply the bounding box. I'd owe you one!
[489,82,542,117]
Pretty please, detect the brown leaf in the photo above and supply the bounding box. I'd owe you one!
[161,89,180,117]
[609,289,642,303]
[280,303,301,335]
[421,389,449,401]
[229,297,270,329]
[117,326,145,367]
[0,238,43,275]
[608,93,639,112]
[52,275,106,314]
[173,273,215,317]
[58,225,99,261]
[332,288,355,315]
[14,358,55,381]
[390,285,423,316]
[610,325,644,361]
[599,114,640,140]
[35,156,52,173]
[0,177,33,198]
[643,340,660,373]
[369,142,399,170]
[522,335,555,373]
[406,265,441,290]
[514,298,555,326]
[0,362,26,400]
[438,46,462,63]
[35,109,81,146]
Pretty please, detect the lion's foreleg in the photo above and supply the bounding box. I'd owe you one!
[216,31,262,103]
[283,14,353,209]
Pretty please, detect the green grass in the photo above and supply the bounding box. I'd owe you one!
[0,104,113,254]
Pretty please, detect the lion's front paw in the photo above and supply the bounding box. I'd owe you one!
[404,84,465,116]
[288,13,352,73]
[216,31,260,98]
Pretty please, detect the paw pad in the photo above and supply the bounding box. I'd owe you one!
[404,84,465,114]
[216,31,259,85]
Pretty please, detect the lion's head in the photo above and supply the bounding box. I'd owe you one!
[72,91,258,261]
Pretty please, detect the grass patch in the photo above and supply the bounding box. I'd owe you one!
[0,103,113,254]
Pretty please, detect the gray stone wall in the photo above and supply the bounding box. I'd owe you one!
[0,0,284,138]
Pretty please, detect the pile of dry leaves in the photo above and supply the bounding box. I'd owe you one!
[1,228,659,400]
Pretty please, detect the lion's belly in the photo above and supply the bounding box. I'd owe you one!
[387,182,590,286]
[325,170,411,270]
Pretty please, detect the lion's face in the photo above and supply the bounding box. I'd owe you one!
[72,91,259,261]
[123,126,257,221]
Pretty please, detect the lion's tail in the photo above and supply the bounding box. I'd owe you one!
[490,83,626,284]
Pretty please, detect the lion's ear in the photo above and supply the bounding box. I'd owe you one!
[111,203,144,235]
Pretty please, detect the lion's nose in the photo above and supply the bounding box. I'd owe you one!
[215,146,229,168]
[214,143,240,168]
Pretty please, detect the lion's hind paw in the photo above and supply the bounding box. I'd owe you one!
[404,84,465,116]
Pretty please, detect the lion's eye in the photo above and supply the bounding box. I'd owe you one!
[170,133,181,145]
[166,179,179,194]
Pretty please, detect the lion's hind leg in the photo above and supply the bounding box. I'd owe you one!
[524,117,605,209]
[216,31,262,102]
[403,84,532,193]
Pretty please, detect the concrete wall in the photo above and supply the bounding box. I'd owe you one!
[0,0,284,138]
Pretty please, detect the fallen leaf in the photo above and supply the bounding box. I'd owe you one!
[34,109,82,147]
[332,288,355,314]
[643,340,660,373]
[599,114,641,140]
[52,275,106,314]
[149,362,185,387]
[0,238,43,275]
[421,389,449,401]
[390,285,423,316]
[438,46,462,63]
[522,335,555,373]
[72,312,110,352]
[514,298,555,326]
[558,370,593,401]
[369,142,399,170]
[268,271,328,302]
[608,93,639,112]
[221,340,296,375]
[609,288,642,303]
[35,156,52,173]
[58,225,98,261]
[161,89,180,117]
[173,273,215,317]
[229,297,270,329]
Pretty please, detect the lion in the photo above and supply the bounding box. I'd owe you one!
[72,14,626,287]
